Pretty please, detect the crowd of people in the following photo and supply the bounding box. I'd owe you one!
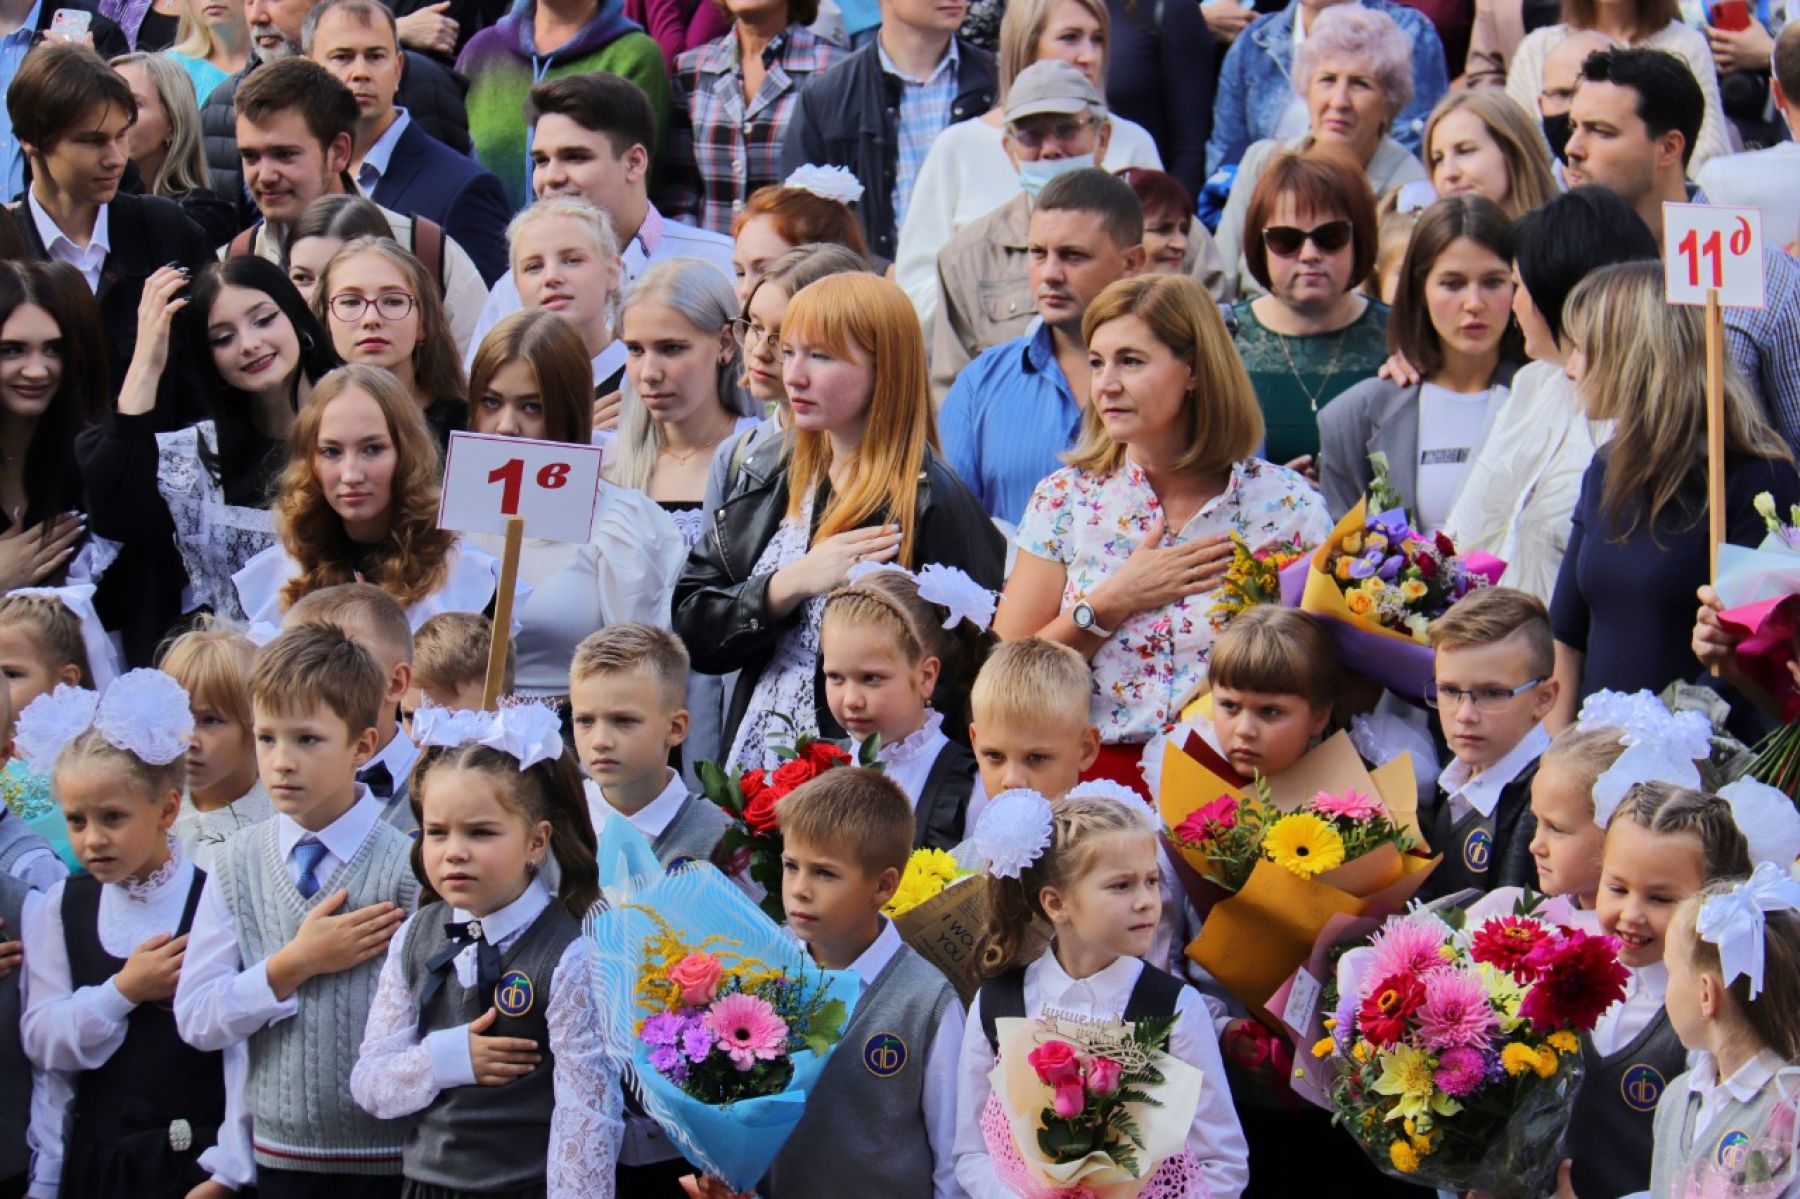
[0,0,1796,1192]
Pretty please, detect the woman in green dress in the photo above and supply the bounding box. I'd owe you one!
[1232,149,1388,477]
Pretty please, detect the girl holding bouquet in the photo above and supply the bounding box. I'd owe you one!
[953,790,1249,1199]
[348,706,621,1198]
[1652,865,1800,1199]
[1567,783,1753,1199]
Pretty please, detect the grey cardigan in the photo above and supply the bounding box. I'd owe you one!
[1316,360,1520,520]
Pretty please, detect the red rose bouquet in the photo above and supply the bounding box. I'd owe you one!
[698,715,877,920]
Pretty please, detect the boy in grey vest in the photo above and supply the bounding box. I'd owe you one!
[174,625,417,1198]
[763,769,963,1199]
[286,585,423,835]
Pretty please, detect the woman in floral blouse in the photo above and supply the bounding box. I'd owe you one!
[993,274,1332,791]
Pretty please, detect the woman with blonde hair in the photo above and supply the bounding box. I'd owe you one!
[110,51,236,244]
[497,197,627,390]
[465,310,683,701]
[994,273,1332,789]
[1422,88,1558,219]
[163,0,249,100]
[314,237,468,451]
[231,364,511,628]
[674,273,1005,770]
[895,0,1164,324]
[1548,261,1799,723]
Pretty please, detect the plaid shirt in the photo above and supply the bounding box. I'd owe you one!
[663,26,844,235]
[879,38,960,237]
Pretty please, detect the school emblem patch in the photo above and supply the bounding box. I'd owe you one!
[495,969,535,1018]
[1620,1063,1665,1113]
[1717,1129,1752,1169]
[666,856,698,871]
[863,1033,907,1078]
[1462,827,1493,874]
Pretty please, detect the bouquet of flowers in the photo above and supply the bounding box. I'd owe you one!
[1158,732,1437,1025]
[983,1012,1208,1199]
[698,715,876,918]
[587,863,861,1192]
[1280,500,1504,701]
[1317,906,1629,1199]
[1207,532,1312,630]
[1713,494,1800,796]
[1674,1073,1800,1199]
[880,848,988,1002]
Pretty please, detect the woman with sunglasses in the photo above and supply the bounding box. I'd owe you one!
[313,237,468,454]
[1232,151,1390,475]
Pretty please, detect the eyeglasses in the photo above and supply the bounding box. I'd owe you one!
[1006,118,1095,150]
[1423,677,1546,712]
[328,291,417,323]
[729,318,774,349]
[1261,220,1355,258]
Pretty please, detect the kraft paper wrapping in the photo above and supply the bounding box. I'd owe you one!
[894,877,1050,1004]
[991,1016,1204,1199]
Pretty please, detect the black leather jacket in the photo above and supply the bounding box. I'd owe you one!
[674,434,1005,747]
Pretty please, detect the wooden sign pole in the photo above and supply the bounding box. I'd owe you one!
[482,516,524,710]
[1705,288,1726,577]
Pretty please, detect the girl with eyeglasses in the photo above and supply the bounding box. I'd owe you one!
[1230,151,1391,477]
[313,237,469,455]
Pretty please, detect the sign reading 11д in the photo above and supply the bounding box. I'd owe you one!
[437,431,605,707]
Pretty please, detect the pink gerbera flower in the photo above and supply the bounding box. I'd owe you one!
[1363,916,1450,994]
[1309,789,1384,822]
[704,994,789,1071]
[1416,967,1498,1050]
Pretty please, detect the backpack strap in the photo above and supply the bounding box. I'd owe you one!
[1123,963,1184,1050]
[226,224,257,259]
[410,215,445,295]
[978,967,1028,1055]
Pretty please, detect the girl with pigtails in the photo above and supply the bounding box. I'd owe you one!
[952,789,1249,1199]
[348,703,622,1198]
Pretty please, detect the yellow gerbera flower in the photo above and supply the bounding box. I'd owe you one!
[1389,1140,1420,1173]
[1547,1030,1579,1055]
[1264,813,1346,879]
[1501,1043,1538,1076]
[1312,1037,1337,1058]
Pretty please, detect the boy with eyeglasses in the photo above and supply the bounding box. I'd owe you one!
[1418,586,1561,900]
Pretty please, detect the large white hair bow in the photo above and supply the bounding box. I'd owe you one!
[973,788,1055,879]
[783,163,864,205]
[1696,860,1800,999]
[844,560,998,631]
[15,669,194,772]
[1719,777,1800,869]
[412,703,564,772]
[1577,690,1713,826]
[9,584,121,689]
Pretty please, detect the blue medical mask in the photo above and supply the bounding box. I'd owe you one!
[1018,154,1098,198]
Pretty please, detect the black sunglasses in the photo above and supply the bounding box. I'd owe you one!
[1261,220,1354,258]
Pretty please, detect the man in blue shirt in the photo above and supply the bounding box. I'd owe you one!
[940,167,1144,525]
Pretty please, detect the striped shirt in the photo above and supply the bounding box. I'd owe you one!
[878,37,959,237]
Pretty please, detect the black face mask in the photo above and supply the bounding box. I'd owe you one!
[1542,112,1573,162]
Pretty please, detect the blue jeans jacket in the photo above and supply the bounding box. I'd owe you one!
[1204,0,1448,178]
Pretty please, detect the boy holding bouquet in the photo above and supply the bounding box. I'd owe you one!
[1420,588,1560,900]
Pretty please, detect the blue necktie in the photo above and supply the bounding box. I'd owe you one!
[293,837,328,898]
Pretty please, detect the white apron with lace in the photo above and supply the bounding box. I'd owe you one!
[155,421,275,623]
[724,493,823,773]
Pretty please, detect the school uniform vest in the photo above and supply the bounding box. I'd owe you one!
[0,812,45,879]
[398,900,578,1192]
[914,741,976,852]
[1649,1063,1800,1198]
[1568,1008,1687,1199]
[215,818,419,1175]
[652,794,732,868]
[1421,759,1540,900]
[0,873,30,1181]
[60,871,224,1198]
[765,944,957,1198]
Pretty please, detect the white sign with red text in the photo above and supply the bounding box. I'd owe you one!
[438,431,603,545]
[1663,202,1765,308]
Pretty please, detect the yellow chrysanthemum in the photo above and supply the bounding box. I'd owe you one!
[1501,1043,1538,1076]
[1532,1046,1560,1078]
[882,848,968,917]
[1410,1132,1435,1157]
[1548,1030,1579,1055]
[1352,1041,1372,1063]
[1324,1017,1338,1031]
[1312,1037,1336,1058]
[1389,1140,1420,1173]
[1264,813,1346,879]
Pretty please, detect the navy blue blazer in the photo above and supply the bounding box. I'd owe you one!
[371,118,510,286]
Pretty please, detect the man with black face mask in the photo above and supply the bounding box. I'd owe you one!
[1537,28,1617,163]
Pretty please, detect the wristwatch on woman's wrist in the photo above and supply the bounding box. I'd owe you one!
[1071,600,1113,638]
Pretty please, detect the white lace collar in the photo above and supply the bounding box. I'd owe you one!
[866,710,947,767]
[121,836,184,904]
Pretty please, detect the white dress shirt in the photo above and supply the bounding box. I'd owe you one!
[586,769,688,846]
[21,852,253,1194]
[349,878,624,1196]
[953,950,1249,1199]
[1686,1050,1786,1145]
[1590,960,1670,1058]
[362,723,421,806]
[28,192,108,291]
[174,787,386,1051]
[1436,722,1551,825]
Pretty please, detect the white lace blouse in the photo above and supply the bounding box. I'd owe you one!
[231,539,525,634]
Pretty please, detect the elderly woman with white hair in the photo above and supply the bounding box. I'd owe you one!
[1213,3,1429,300]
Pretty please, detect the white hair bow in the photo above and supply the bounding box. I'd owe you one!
[973,788,1055,879]
[10,584,120,689]
[783,163,864,205]
[1720,777,1800,870]
[1576,690,1713,826]
[1065,778,1158,832]
[1696,861,1800,999]
[15,669,194,773]
[412,703,564,772]
[844,560,998,632]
